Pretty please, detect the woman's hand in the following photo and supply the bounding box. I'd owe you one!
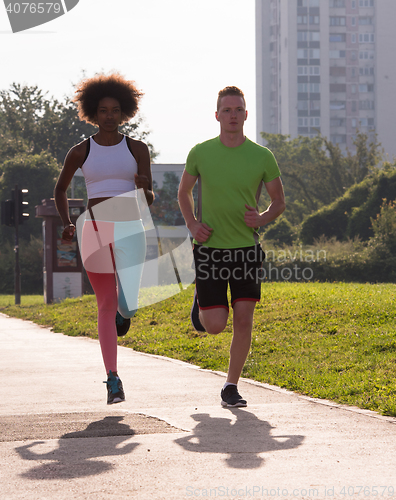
[134,173,150,191]
[62,223,75,241]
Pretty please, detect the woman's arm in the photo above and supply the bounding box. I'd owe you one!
[54,141,87,240]
[131,139,154,206]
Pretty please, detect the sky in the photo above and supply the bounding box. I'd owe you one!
[0,0,256,164]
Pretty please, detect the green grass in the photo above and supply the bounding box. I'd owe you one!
[2,282,396,417]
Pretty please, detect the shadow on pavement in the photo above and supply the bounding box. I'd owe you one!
[15,416,138,480]
[175,409,304,469]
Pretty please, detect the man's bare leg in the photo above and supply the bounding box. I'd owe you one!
[199,307,228,335]
[226,300,256,384]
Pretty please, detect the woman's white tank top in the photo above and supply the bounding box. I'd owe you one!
[81,135,138,198]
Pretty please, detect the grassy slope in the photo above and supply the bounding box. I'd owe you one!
[1,282,396,416]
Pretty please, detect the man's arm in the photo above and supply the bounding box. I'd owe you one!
[244,176,286,228]
[178,170,213,243]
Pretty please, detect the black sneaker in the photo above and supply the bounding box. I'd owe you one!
[190,288,205,332]
[221,385,247,408]
[104,371,125,404]
[116,311,131,337]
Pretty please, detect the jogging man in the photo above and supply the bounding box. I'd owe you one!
[178,86,285,407]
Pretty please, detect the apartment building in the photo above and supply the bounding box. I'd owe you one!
[256,0,396,159]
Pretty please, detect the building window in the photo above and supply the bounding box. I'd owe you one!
[359,118,375,127]
[330,17,346,26]
[309,16,320,25]
[351,118,357,127]
[351,85,357,94]
[298,31,320,42]
[298,101,309,110]
[351,17,356,26]
[351,33,356,43]
[330,101,346,110]
[359,67,374,75]
[359,50,375,59]
[310,100,321,110]
[359,17,374,25]
[359,33,375,43]
[359,0,374,7]
[359,100,375,109]
[330,0,345,6]
[298,83,321,93]
[330,33,346,42]
[297,48,321,58]
[329,50,346,58]
[359,84,374,92]
[310,117,321,127]
[352,0,356,8]
[298,0,320,5]
[352,101,357,111]
[297,16,308,25]
[331,135,347,144]
[298,66,321,75]
[331,118,345,127]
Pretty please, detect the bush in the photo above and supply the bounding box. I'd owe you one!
[260,234,396,283]
[0,236,43,294]
[300,168,396,244]
[263,217,295,246]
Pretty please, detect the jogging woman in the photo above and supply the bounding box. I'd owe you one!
[54,73,154,404]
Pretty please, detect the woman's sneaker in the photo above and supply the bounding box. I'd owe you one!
[116,311,131,337]
[104,371,125,404]
[221,385,247,407]
[190,288,205,332]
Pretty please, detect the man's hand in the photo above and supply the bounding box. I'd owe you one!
[188,220,213,243]
[244,204,262,229]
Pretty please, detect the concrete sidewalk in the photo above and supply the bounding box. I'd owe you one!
[0,312,395,500]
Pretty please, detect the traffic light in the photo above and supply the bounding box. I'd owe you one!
[1,188,29,227]
[12,188,29,225]
[1,199,14,226]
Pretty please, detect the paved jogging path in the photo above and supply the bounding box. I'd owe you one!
[0,312,395,500]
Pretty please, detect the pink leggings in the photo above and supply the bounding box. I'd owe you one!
[82,219,146,375]
[86,270,118,374]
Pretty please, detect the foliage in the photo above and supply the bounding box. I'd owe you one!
[0,151,60,243]
[263,216,296,246]
[261,131,383,226]
[366,199,396,259]
[0,236,43,294]
[151,172,184,226]
[3,282,396,416]
[300,166,396,244]
[0,83,159,165]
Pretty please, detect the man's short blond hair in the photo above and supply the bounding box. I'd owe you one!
[217,86,246,111]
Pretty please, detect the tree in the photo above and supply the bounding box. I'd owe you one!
[260,131,383,227]
[0,83,159,166]
[0,151,61,243]
[300,164,396,244]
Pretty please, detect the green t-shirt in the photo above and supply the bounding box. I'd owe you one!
[185,136,281,249]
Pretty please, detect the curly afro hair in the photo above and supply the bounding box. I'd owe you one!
[73,72,144,125]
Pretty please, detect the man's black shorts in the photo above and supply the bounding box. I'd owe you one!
[193,244,265,310]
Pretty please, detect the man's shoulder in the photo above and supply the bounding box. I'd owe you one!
[190,136,219,153]
[245,138,274,156]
